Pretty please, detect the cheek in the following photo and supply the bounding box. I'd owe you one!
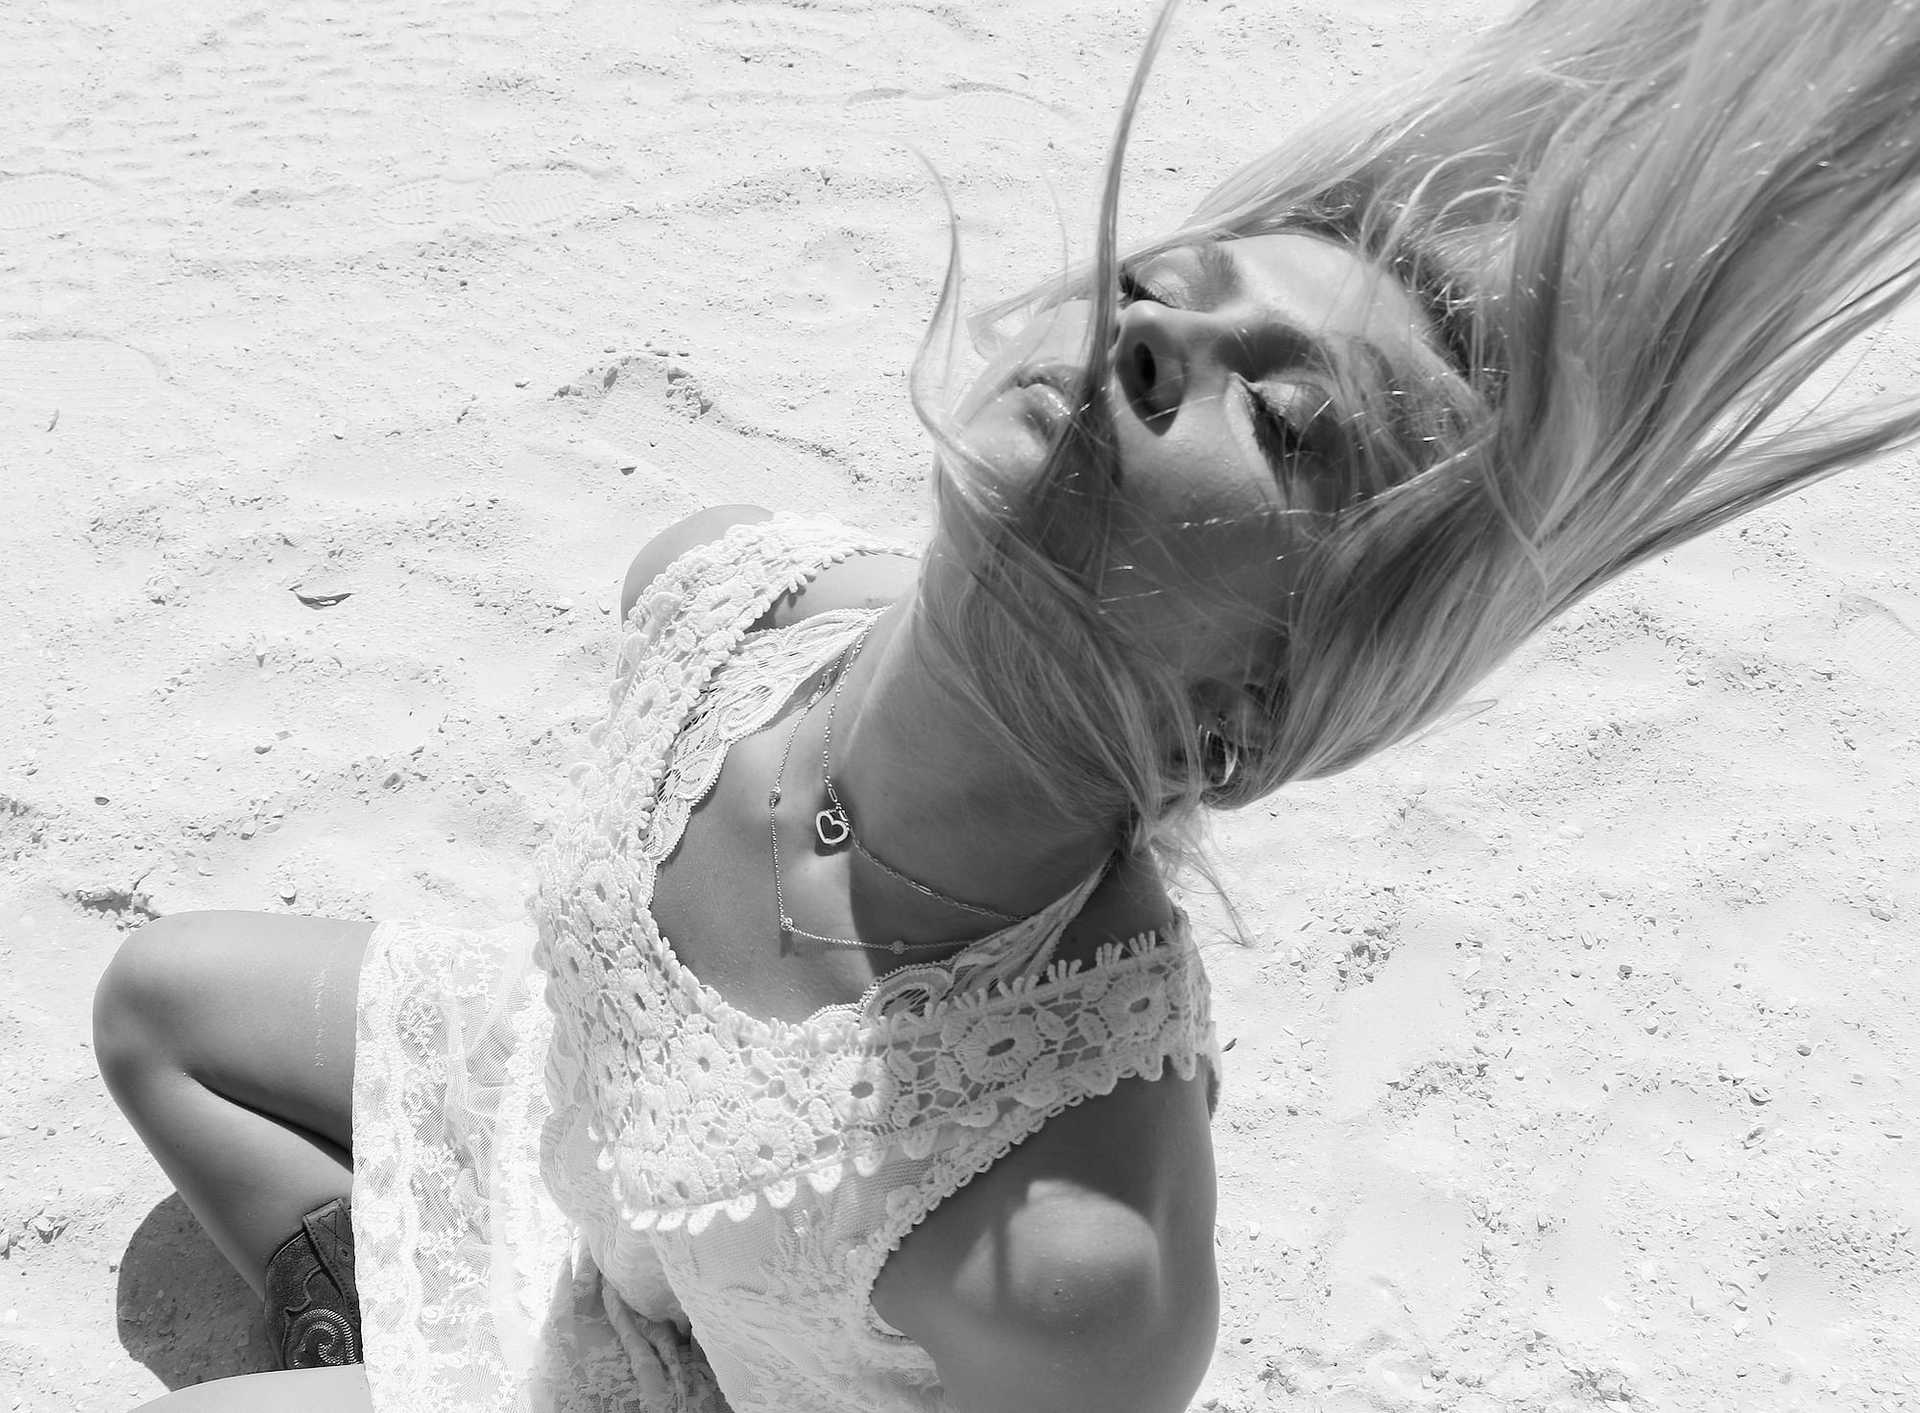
[1115,423,1275,529]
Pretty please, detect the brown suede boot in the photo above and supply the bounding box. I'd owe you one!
[263,1196,364,1368]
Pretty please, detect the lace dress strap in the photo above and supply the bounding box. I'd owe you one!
[598,514,912,764]
[534,515,911,947]
[857,857,1111,1020]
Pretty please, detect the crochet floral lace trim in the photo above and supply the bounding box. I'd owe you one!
[606,924,1212,1236]
[851,995,1218,1341]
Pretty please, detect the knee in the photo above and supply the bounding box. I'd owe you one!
[93,911,214,1097]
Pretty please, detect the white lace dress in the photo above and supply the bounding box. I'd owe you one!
[350,516,1222,1413]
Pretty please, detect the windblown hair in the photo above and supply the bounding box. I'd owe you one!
[910,0,1920,866]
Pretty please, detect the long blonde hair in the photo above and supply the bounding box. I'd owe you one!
[910,0,1920,866]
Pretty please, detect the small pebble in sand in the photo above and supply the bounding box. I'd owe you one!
[279,886,297,903]
[1797,1042,1813,1056]
[1618,963,1633,979]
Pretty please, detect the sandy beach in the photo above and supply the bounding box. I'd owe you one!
[2,0,1917,1408]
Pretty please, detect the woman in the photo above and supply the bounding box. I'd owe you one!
[91,0,1920,1408]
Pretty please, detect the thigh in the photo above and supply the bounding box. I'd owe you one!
[132,1366,370,1412]
[101,910,376,1150]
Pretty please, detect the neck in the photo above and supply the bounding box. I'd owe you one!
[828,595,1124,921]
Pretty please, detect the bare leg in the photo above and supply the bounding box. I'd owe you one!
[131,1366,372,1411]
[93,910,374,1297]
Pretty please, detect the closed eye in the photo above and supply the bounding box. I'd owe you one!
[1243,379,1320,472]
[1118,264,1179,309]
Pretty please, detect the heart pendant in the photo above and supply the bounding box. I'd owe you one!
[814,806,851,848]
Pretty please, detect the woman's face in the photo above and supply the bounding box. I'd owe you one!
[955,231,1440,688]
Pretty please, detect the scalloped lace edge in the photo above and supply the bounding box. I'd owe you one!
[852,1037,1220,1341]
[608,925,1207,1235]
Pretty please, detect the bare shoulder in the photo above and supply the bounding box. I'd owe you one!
[618,505,919,629]
[618,504,771,625]
[872,1067,1218,1413]
[870,857,1219,1413]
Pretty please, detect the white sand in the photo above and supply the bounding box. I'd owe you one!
[2,1,1916,1409]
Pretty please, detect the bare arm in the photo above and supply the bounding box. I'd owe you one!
[871,1072,1220,1413]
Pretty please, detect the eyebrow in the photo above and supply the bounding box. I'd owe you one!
[1193,239,1243,301]
[1263,219,1471,377]
[1195,236,1355,387]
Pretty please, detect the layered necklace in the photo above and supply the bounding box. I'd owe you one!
[769,625,1025,955]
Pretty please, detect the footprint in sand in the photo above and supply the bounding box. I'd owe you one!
[373,176,471,230]
[475,165,601,230]
[373,166,604,233]
[686,3,865,59]
[1835,595,1920,703]
[0,338,162,428]
[559,355,843,509]
[0,173,120,232]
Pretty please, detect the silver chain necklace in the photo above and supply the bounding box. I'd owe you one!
[816,629,1022,923]
[769,628,1025,955]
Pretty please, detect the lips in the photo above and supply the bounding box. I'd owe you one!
[1011,364,1086,437]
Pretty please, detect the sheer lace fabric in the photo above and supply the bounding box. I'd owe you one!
[351,516,1221,1413]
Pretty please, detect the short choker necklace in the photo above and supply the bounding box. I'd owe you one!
[769,627,1027,955]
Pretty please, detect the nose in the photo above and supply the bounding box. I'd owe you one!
[1115,300,1318,429]
[1114,302,1192,424]
[1117,300,1279,427]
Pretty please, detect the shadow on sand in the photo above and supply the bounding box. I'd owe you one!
[115,1194,278,1389]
